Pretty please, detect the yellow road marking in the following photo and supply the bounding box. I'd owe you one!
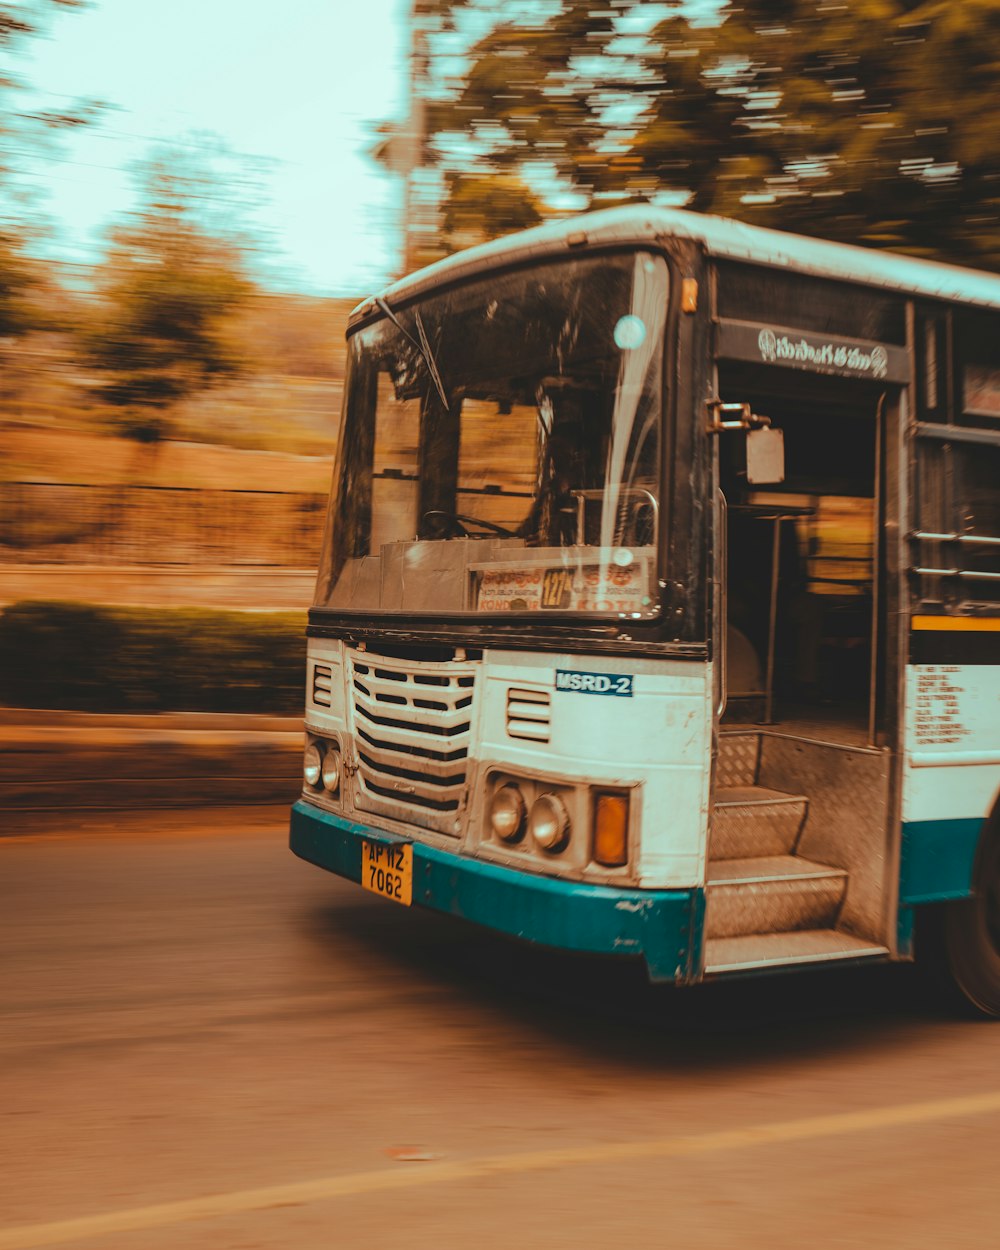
[4,1089,1000,1248]
[911,615,1000,632]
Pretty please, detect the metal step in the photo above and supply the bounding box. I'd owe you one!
[711,786,808,858]
[704,855,847,940]
[717,732,760,788]
[704,929,890,976]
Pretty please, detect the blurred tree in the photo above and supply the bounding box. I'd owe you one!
[84,149,255,444]
[0,2,96,339]
[0,235,38,338]
[442,171,544,249]
[420,0,1000,269]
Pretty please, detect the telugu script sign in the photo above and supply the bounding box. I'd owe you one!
[716,319,910,384]
[474,559,651,614]
[756,328,888,378]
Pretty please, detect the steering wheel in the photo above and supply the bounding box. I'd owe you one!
[421,510,516,539]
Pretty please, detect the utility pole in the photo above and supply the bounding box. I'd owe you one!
[401,1,428,275]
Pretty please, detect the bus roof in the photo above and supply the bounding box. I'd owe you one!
[360,205,1000,319]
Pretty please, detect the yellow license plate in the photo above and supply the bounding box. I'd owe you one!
[361,841,413,906]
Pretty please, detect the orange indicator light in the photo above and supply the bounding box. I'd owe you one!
[593,791,629,867]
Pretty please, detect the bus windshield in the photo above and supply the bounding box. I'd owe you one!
[315,250,669,618]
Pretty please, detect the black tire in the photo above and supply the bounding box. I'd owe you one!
[944,827,1000,1017]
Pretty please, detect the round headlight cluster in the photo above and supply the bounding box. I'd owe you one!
[528,793,570,852]
[304,740,341,794]
[303,743,322,787]
[321,749,341,793]
[489,782,571,853]
[489,784,526,842]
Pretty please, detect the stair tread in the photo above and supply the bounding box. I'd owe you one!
[714,785,807,807]
[704,929,889,974]
[707,855,844,886]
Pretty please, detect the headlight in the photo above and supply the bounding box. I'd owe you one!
[321,746,341,793]
[529,792,570,852]
[303,742,322,788]
[489,783,526,842]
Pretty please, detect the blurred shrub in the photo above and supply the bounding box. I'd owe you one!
[83,150,255,419]
[0,601,306,713]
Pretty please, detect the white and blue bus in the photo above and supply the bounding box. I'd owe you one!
[290,206,1000,1013]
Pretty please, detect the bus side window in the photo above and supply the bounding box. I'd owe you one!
[915,440,1000,607]
[957,443,1000,600]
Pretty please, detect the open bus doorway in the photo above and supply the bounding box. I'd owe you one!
[716,364,889,748]
[707,364,898,964]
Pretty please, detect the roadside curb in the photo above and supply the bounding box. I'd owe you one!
[1,710,304,813]
[0,709,302,732]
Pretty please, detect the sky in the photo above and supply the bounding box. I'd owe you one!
[22,0,411,296]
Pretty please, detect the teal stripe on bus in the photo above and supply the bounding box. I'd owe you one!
[289,801,704,983]
[899,817,984,904]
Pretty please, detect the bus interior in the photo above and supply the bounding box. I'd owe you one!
[706,362,896,971]
[717,362,887,745]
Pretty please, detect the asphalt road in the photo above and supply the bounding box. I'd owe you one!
[3,808,1000,1250]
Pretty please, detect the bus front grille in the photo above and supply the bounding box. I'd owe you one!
[347,648,478,836]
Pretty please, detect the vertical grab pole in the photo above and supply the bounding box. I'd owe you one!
[868,393,886,747]
[763,515,781,725]
[716,488,728,718]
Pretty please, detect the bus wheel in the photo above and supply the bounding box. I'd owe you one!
[944,831,1000,1018]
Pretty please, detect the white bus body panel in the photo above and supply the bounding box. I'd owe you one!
[902,664,1000,825]
[477,650,713,889]
[304,639,714,892]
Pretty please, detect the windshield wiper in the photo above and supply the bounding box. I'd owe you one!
[374,295,450,412]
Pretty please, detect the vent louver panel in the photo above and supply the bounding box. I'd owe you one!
[311,662,334,708]
[506,687,551,743]
[348,648,478,835]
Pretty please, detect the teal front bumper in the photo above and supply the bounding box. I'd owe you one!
[290,800,704,983]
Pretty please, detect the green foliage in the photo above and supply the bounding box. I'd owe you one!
[83,151,255,417]
[0,601,306,713]
[423,0,1000,269]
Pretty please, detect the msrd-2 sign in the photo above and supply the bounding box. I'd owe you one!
[555,669,634,697]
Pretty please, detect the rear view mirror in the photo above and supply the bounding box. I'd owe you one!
[747,427,785,485]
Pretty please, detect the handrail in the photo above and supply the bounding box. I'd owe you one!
[764,513,781,725]
[915,421,1000,448]
[910,531,1000,548]
[911,567,1000,582]
[716,489,727,718]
